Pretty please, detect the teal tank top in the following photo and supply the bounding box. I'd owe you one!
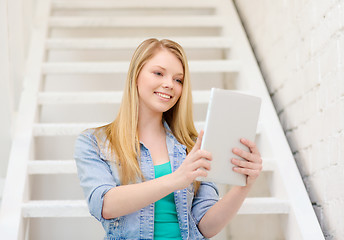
[154,162,182,239]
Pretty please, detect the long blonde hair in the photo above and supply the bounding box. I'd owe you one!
[95,38,200,191]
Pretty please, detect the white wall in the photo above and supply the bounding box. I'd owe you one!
[234,0,344,239]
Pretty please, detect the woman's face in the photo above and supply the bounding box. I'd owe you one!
[137,49,184,116]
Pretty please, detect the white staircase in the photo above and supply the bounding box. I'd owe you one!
[0,0,324,239]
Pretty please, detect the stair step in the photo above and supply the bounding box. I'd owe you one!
[37,90,213,104]
[22,200,89,218]
[52,0,219,9]
[42,60,241,74]
[28,158,273,175]
[28,160,77,174]
[46,37,232,50]
[262,159,275,172]
[237,198,289,215]
[33,121,206,136]
[33,122,109,136]
[22,197,288,218]
[49,16,224,28]
[36,89,259,105]
[33,121,263,136]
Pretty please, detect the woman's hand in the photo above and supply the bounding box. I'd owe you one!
[198,138,262,237]
[231,138,262,187]
[172,130,212,190]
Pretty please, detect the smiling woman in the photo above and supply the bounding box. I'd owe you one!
[74,38,262,240]
[137,49,183,117]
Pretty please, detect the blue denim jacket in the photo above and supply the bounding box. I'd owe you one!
[74,122,219,240]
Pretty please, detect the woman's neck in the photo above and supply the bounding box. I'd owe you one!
[138,112,165,141]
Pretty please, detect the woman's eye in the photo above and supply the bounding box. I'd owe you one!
[175,79,183,84]
[154,72,162,76]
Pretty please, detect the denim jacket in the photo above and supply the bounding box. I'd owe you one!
[74,122,219,240]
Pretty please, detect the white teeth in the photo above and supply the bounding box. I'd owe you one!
[156,92,171,99]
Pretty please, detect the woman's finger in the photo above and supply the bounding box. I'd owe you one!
[191,158,211,171]
[233,167,260,178]
[190,130,204,154]
[192,150,212,162]
[232,148,255,162]
[192,168,208,179]
[240,138,260,156]
[231,158,262,171]
[231,158,255,169]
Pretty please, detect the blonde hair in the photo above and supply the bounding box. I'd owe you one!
[94,38,200,191]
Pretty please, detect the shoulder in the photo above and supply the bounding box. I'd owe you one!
[77,126,109,144]
[74,126,112,159]
[75,128,97,148]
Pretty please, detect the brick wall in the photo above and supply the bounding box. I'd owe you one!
[234,0,344,239]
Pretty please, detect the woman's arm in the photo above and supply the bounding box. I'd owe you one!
[103,173,175,219]
[198,138,263,238]
[102,130,212,219]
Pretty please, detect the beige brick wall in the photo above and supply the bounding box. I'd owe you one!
[234,0,344,239]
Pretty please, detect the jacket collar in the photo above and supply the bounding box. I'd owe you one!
[163,120,187,153]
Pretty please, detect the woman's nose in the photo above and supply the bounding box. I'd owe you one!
[162,77,174,89]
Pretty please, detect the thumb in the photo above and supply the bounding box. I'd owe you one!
[191,130,204,153]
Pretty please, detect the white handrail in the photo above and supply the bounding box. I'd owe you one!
[7,0,25,113]
[0,0,35,134]
[0,0,15,186]
[0,0,51,239]
[0,0,35,178]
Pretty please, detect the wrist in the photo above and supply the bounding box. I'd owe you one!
[233,184,253,194]
[162,172,180,192]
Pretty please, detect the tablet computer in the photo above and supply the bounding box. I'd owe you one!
[196,88,262,186]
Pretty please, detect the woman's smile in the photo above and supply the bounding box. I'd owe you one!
[154,91,173,100]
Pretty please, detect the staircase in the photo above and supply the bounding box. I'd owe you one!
[0,0,324,239]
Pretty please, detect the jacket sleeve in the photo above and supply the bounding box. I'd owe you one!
[191,181,219,225]
[74,130,117,222]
